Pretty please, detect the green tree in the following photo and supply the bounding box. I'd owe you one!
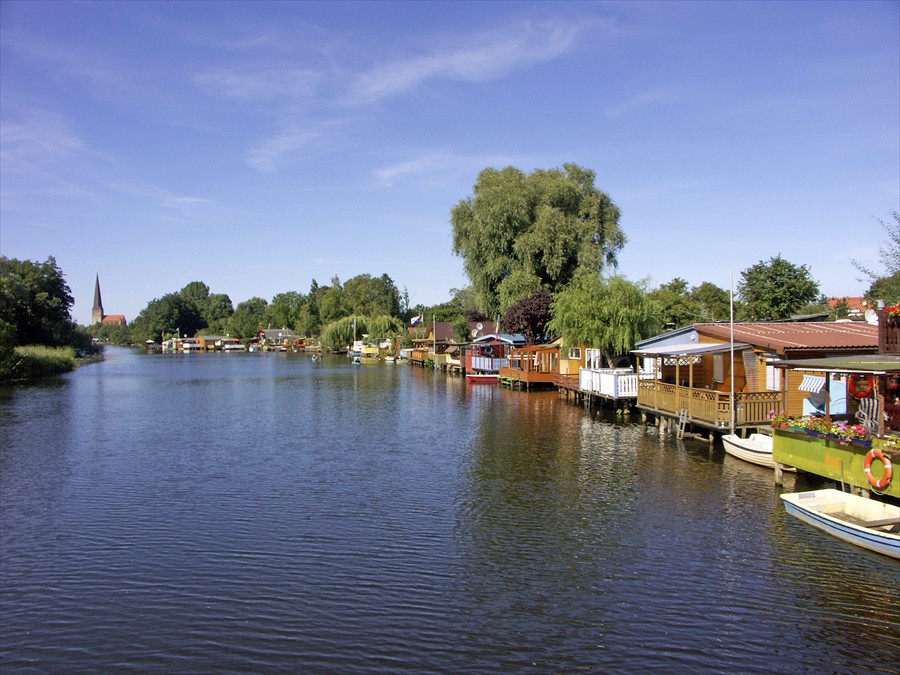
[365,315,405,340]
[853,211,900,304]
[177,282,233,330]
[304,280,321,334]
[451,163,625,316]
[736,255,819,320]
[853,211,899,282]
[690,282,731,322]
[228,297,268,339]
[649,278,699,329]
[204,293,234,330]
[502,290,554,344]
[269,291,306,331]
[179,281,210,309]
[342,273,401,318]
[0,256,78,347]
[319,316,356,351]
[318,276,344,324]
[548,274,659,367]
[868,272,900,306]
[130,293,204,343]
[452,315,471,343]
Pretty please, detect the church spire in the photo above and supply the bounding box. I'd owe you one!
[92,275,104,325]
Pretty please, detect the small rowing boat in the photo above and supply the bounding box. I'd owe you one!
[780,489,900,558]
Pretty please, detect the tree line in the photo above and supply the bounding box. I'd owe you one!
[4,165,898,374]
[0,256,97,379]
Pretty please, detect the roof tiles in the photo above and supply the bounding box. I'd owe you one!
[696,322,877,353]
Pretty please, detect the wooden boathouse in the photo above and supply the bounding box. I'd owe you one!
[632,321,879,442]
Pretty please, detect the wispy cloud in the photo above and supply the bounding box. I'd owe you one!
[374,154,450,186]
[195,65,320,102]
[1,109,85,165]
[246,127,322,171]
[373,151,523,188]
[0,109,92,201]
[344,18,589,106]
[194,15,602,171]
[604,87,680,118]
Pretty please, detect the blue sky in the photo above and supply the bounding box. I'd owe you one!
[2,1,898,325]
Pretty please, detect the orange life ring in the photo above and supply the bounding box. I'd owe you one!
[863,448,893,490]
[848,375,875,399]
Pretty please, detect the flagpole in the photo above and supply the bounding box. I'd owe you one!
[730,273,735,434]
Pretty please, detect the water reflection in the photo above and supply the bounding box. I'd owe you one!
[1,349,898,672]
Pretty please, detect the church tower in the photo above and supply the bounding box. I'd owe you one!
[92,275,104,325]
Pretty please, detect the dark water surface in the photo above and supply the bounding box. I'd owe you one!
[2,348,898,673]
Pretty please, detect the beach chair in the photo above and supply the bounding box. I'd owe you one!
[856,397,881,435]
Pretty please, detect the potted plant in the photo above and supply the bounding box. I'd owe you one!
[768,410,790,429]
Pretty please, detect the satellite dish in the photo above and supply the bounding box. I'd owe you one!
[471,329,479,338]
[476,322,483,331]
[865,308,879,325]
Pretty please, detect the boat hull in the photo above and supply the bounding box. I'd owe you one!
[781,489,900,559]
[723,433,794,470]
[467,373,499,384]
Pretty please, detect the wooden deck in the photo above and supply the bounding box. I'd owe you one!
[499,365,557,389]
[637,380,781,430]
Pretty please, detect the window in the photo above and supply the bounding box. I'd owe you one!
[713,354,724,383]
[568,347,581,360]
[766,364,781,390]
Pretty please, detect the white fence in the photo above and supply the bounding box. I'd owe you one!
[579,368,639,399]
[471,356,509,373]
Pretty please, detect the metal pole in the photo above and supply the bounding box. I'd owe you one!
[730,274,735,434]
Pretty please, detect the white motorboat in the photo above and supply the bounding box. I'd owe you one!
[723,433,795,470]
[780,489,900,558]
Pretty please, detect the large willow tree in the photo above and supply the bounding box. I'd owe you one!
[547,274,659,367]
[451,163,625,315]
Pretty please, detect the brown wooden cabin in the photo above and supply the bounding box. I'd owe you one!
[633,321,879,434]
[499,343,560,389]
[465,334,518,374]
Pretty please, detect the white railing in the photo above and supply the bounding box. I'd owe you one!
[471,356,509,372]
[579,367,639,399]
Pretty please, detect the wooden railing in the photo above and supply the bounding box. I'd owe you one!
[637,380,781,427]
[879,314,900,354]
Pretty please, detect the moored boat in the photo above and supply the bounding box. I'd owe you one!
[467,373,499,384]
[780,488,900,558]
[723,433,795,471]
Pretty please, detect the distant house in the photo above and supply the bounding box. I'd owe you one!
[465,333,525,374]
[100,314,127,326]
[196,335,242,351]
[828,296,870,318]
[258,328,295,348]
[409,321,498,366]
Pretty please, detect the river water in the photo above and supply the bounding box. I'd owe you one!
[1,347,897,673]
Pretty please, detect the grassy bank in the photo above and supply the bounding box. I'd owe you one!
[1,345,78,381]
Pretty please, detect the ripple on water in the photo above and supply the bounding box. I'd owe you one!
[2,350,899,673]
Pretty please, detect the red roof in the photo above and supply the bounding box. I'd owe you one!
[100,315,127,325]
[696,322,877,354]
[827,296,868,312]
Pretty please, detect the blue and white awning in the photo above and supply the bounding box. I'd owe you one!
[798,374,826,393]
